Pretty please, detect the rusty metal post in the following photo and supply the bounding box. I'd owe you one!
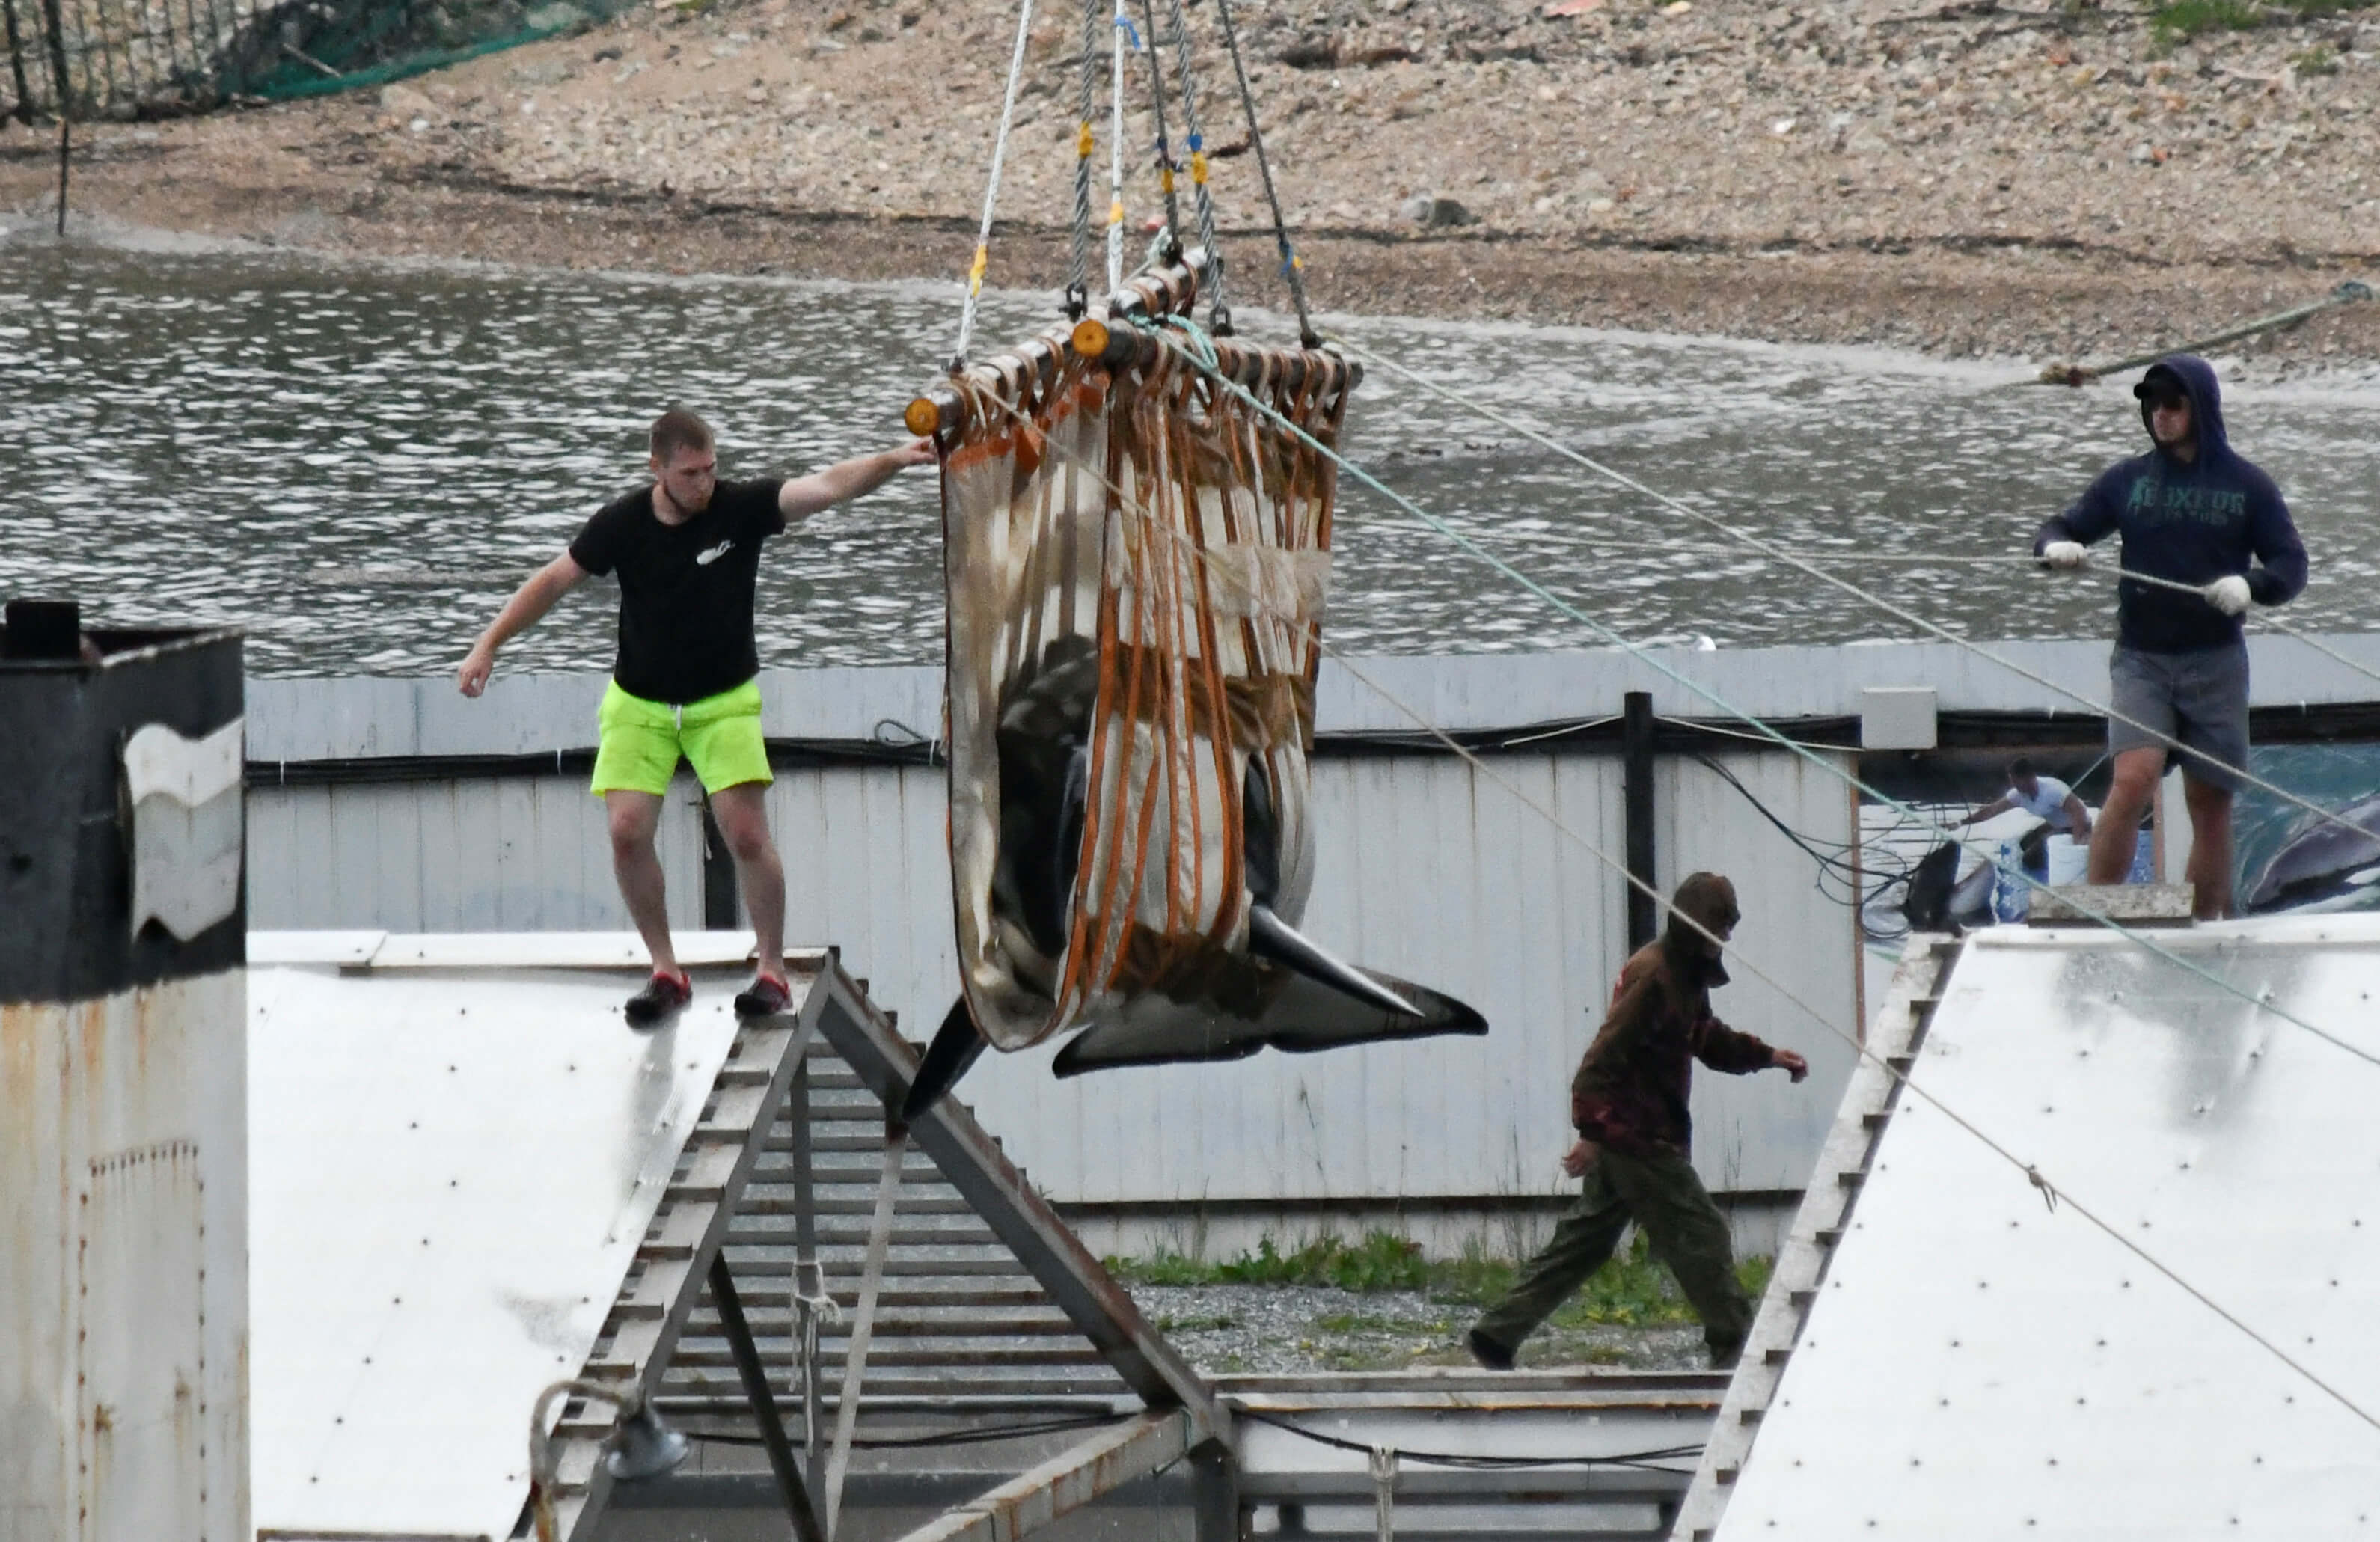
[1191,1440,1244,1542]
[1622,690,1658,951]
[708,1253,828,1542]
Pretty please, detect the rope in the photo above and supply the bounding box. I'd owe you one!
[1128,316,2380,1073]
[2028,280,2374,387]
[1239,1411,1701,1472]
[2066,561,2380,695]
[1133,0,1182,256]
[958,365,2380,1442]
[1107,0,1128,295]
[1337,337,2380,862]
[1356,518,2380,696]
[1208,0,1315,346]
[1066,0,1099,319]
[1156,0,1224,322]
[822,1126,908,1538]
[952,0,1041,367]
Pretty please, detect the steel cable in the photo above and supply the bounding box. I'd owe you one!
[957,362,2380,1440]
[1336,338,2380,862]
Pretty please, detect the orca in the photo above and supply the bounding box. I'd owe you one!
[2243,791,2380,914]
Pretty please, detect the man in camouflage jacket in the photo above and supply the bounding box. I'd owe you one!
[1470,872,1807,1371]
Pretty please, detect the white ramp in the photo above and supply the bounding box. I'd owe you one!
[1678,917,2380,1540]
[248,932,800,1542]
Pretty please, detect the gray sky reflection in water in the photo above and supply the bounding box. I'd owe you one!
[4,238,2377,677]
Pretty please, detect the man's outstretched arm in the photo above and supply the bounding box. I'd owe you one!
[778,440,937,526]
[458,552,587,697]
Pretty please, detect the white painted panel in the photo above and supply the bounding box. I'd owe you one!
[80,1142,205,1542]
[248,775,709,933]
[245,745,1861,1206]
[248,961,763,1539]
[1717,921,2380,1538]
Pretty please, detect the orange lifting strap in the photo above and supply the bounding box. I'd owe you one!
[911,260,1483,1093]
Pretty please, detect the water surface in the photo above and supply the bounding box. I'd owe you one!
[6,231,2376,677]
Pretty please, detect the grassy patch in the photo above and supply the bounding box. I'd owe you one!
[2152,0,2370,37]
[1109,1231,1430,1292]
[1313,1311,1423,1336]
[2150,0,2262,38]
[1112,1227,1775,1330]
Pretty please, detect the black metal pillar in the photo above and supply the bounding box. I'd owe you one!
[708,1254,828,1542]
[1622,690,1658,951]
[3,0,35,123]
[700,791,738,929]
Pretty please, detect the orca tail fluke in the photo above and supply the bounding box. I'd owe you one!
[1246,902,1424,1018]
[902,997,989,1122]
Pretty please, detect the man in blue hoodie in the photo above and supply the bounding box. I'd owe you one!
[2034,355,2307,919]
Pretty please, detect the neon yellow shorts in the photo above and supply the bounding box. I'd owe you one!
[590,679,772,798]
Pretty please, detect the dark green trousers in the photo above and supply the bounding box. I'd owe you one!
[1472,1147,1752,1368]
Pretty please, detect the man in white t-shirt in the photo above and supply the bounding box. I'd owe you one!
[1957,756,2093,840]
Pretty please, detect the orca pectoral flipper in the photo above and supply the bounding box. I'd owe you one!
[902,997,990,1122]
[1246,902,1423,1018]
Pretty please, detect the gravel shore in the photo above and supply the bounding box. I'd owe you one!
[4,0,2376,366]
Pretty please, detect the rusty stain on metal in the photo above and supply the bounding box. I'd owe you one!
[6,976,248,1542]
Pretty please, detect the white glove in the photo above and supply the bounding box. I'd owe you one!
[2040,540,2087,569]
[2205,575,2251,615]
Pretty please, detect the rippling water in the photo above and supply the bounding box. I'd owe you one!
[6,231,2377,677]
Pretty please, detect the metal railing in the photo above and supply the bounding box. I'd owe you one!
[0,0,458,120]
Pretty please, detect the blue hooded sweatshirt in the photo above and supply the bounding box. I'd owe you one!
[2034,353,2307,655]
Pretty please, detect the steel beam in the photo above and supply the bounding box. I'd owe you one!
[884,1410,1192,1542]
[810,985,1226,1444]
[708,1254,827,1542]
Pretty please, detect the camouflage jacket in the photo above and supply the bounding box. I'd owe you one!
[1569,941,1777,1158]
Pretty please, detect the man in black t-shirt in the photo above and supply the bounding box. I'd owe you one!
[459,406,933,1024]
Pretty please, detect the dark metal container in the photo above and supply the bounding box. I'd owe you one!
[0,599,245,1004]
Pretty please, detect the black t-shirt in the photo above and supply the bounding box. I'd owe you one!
[569,477,786,704]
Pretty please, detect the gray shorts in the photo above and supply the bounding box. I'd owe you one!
[2108,642,2249,792]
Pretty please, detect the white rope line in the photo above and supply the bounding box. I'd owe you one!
[1127,317,2380,1074]
[1337,337,2380,855]
[1107,0,1128,295]
[1353,524,2380,693]
[2067,560,2380,692]
[958,369,2380,1440]
[952,0,1040,367]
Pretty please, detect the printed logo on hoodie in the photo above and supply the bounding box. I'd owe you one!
[2123,480,2248,524]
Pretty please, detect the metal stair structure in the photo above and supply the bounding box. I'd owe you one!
[529,946,1219,1542]
[655,1034,1133,1419]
